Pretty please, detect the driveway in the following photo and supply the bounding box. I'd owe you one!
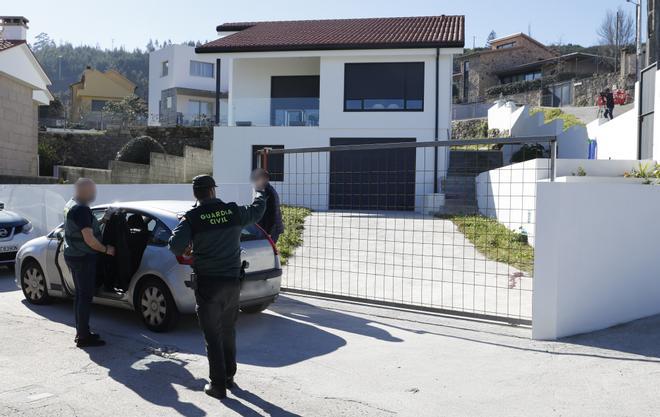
[2,268,660,417]
[282,211,532,321]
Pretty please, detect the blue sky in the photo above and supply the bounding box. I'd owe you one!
[6,0,646,50]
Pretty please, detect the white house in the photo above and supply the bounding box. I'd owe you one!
[148,44,228,126]
[0,16,52,177]
[195,16,465,211]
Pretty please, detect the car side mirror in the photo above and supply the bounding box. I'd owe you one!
[56,229,65,240]
[0,202,4,210]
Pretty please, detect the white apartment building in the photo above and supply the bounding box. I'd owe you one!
[148,44,228,126]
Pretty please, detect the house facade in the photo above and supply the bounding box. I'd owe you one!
[0,16,52,177]
[69,68,136,127]
[453,33,556,103]
[196,16,464,211]
[148,44,228,127]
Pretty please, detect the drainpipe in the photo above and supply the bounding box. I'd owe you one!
[434,47,440,194]
[215,58,221,125]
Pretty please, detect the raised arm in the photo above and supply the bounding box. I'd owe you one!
[237,190,268,227]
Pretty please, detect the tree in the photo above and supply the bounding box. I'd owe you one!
[103,95,147,131]
[486,30,497,47]
[597,7,635,61]
[33,32,54,51]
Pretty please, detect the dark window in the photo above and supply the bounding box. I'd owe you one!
[496,42,516,49]
[91,100,107,112]
[270,76,320,126]
[344,62,424,112]
[252,145,284,182]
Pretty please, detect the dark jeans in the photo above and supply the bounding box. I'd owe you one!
[65,255,97,338]
[604,106,614,120]
[195,277,240,387]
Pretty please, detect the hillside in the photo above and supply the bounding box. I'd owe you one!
[31,33,205,101]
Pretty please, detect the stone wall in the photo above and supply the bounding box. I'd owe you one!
[39,126,212,175]
[55,144,212,184]
[0,74,38,176]
[573,73,634,107]
[54,166,113,184]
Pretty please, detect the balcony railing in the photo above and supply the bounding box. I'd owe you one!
[221,97,320,127]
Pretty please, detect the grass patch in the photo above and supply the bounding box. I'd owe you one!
[530,107,584,131]
[439,214,534,274]
[277,205,311,265]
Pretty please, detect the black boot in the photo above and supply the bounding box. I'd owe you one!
[204,383,227,400]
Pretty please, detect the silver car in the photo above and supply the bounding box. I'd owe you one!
[14,200,281,332]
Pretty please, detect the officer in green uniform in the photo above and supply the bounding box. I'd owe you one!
[168,174,267,400]
[63,178,115,348]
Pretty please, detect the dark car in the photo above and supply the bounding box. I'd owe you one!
[0,202,34,267]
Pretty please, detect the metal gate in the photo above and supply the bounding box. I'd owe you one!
[639,63,656,159]
[258,137,556,324]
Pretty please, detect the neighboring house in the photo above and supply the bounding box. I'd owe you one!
[69,67,136,128]
[148,44,227,127]
[195,16,464,211]
[0,16,52,177]
[454,33,556,103]
[453,33,616,107]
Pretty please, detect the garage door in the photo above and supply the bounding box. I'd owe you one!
[329,138,416,211]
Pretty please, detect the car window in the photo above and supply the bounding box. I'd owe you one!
[150,221,172,246]
[48,224,64,239]
[241,224,265,241]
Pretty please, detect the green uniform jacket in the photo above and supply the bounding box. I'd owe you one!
[63,198,102,258]
[168,191,267,279]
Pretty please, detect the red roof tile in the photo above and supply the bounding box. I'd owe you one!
[0,39,25,52]
[197,16,464,53]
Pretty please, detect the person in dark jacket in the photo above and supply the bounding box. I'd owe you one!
[168,174,267,400]
[63,178,115,348]
[604,88,615,120]
[251,168,284,243]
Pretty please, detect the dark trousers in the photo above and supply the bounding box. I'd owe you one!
[195,277,240,387]
[604,106,614,120]
[65,255,97,338]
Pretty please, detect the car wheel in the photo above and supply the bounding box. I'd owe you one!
[21,261,51,305]
[240,302,270,314]
[136,277,179,332]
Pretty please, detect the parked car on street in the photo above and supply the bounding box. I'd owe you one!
[14,200,282,331]
[0,202,35,267]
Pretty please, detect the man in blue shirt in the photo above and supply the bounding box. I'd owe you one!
[63,178,115,348]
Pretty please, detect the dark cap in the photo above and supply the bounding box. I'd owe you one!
[192,174,217,189]
[250,168,270,181]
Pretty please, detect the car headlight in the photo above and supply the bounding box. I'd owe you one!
[21,221,33,234]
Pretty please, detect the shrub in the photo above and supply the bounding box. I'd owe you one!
[38,141,59,176]
[529,107,584,131]
[510,144,548,163]
[115,135,166,165]
[278,205,311,264]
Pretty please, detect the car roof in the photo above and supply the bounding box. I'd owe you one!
[93,200,196,228]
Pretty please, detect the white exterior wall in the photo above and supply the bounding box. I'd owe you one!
[148,44,228,125]
[476,158,653,246]
[210,48,457,211]
[0,184,252,237]
[488,101,590,161]
[533,179,660,340]
[231,57,320,125]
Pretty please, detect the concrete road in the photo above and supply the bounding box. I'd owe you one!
[282,212,532,321]
[3,268,660,417]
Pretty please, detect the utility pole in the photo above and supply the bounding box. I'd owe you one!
[628,0,643,80]
[615,10,621,74]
